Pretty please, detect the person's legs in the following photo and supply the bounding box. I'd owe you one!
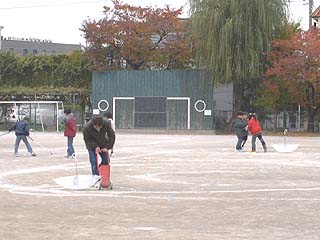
[251,134,257,152]
[67,136,75,156]
[20,135,33,153]
[88,149,99,176]
[257,134,267,152]
[14,136,22,155]
[241,136,248,148]
[236,135,243,150]
[99,151,109,165]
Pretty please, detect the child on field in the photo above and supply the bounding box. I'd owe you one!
[62,109,77,158]
[103,112,115,155]
[233,111,248,152]
[248,113,267,152]
[9,117,36,157]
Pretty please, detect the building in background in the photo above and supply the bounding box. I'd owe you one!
[311,5,320,28]
[92,70,233,130]
[0,36,81,56]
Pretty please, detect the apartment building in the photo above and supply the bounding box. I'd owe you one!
[0,36,81,56]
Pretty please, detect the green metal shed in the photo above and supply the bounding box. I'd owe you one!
[92,69,218,130]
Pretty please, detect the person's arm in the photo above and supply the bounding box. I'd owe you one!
[70,117,77,133]
[25,122,30,136]
[248,120,252,132]
[83,127,99,150]
[234,119,246,129]
[63,115,70,124]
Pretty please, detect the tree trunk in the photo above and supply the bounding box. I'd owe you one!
[233,81,245,113]
[307,107,318,132]
[224,81,244,132]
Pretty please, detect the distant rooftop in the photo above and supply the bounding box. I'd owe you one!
[311,5,320,18]
[1,36,52,43]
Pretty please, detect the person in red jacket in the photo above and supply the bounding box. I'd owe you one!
[63,109,76,158]
[248,113,267,152]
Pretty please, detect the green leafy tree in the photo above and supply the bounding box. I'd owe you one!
[0,51,91,97]
[189,0,288,111]
[0,51,18,85]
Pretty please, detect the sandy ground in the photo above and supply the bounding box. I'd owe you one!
[1,131,320,240]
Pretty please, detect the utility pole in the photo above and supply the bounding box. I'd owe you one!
[0,26,3,51]
[309,0,314,29]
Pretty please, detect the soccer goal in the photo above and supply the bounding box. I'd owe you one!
[112,97,190,129]
[0,101,64,132]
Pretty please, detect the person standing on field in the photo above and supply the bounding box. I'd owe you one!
[62,109,76,158]
[248,113,267,153]
[233,111,248,152]
[9,117,36,157]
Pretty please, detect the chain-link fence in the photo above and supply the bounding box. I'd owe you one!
[212,110,320,133]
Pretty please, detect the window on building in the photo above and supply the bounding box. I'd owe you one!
[23,49,28,56]
[42,50,46,55]
[33,49,37,55]
[9,48,14,52]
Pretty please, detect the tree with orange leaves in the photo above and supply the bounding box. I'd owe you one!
[81,0,193,71]
[262,27,320,131]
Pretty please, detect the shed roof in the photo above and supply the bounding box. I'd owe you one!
[311,5,320,18]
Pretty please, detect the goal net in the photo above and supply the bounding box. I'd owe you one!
[0,101,64,132]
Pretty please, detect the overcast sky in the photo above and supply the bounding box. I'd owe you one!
[0,0,318,45]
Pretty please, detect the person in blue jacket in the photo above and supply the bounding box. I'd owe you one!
[9,117,36,157]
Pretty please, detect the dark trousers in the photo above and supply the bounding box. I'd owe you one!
[252,133,266,151]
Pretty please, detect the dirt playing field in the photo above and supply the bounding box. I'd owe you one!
[1,130,320,240]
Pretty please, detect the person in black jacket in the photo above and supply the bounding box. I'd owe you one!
[82,116,115,184]
[9,117,36,157]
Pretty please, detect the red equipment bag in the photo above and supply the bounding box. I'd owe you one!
[98,152,111,189]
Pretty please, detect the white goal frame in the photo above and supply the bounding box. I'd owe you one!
[0,101,64,132]
[112,97,190,129]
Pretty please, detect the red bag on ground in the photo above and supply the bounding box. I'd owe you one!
[99,164,111,188]
[97,152,111,189]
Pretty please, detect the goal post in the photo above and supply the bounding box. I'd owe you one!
[0,101,64,132]
[167,97,190,130]
[112,97,190,129]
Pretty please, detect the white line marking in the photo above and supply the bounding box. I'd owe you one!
[134,227,159,231]
[2,143,320,200]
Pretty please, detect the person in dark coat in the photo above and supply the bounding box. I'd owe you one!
[9,117,36,157]
[82,116,115,184]
[233,111,248,152]
[62,109,77,158]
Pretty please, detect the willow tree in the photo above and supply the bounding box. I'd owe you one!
[189,0,288,111]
